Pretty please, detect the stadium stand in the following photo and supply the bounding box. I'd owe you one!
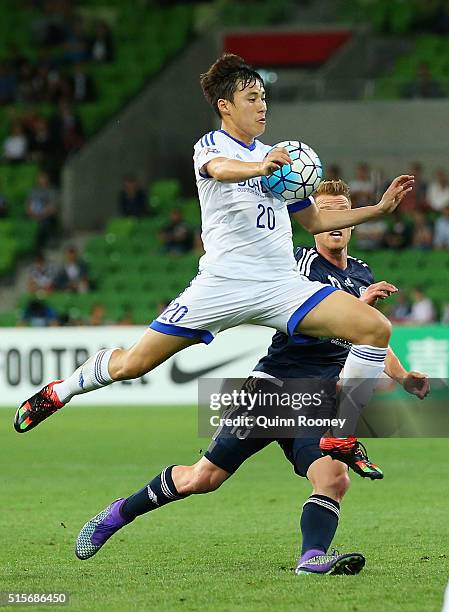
[340,0,449,98]
[0,0,194,278]
[341,0,443,34]
[12,178,202,325]
[1,0,448,328]
[220,0,296,27]
[375,35,449,99]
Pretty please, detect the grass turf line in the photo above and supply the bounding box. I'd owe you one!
[1,406,448,611]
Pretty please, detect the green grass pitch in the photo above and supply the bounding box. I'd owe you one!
[1,406,449,611]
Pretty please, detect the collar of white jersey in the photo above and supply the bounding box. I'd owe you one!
[218,129,257,151]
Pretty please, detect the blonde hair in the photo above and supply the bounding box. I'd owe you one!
[314,179,351,201]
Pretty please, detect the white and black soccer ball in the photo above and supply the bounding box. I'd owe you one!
[261,140,323,202]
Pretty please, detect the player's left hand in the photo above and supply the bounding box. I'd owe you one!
[360,281,398,306]
[377,175,415,214]
[402,371,430,399]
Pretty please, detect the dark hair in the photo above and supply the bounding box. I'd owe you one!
[200,53,264,117]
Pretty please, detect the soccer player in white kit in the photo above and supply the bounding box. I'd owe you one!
[15,53,414,468]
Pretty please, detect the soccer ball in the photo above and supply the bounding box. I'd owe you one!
[261,141,323,202]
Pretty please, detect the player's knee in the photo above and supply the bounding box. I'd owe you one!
[359,311,391,347]
[113,351,150,380]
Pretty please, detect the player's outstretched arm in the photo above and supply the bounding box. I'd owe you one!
[292,175,414,234]
[205,148,292,183]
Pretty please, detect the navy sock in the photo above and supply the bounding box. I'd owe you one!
[121,465,189,521]
[300,494,340,555]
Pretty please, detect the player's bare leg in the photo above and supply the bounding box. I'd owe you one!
[307,455,350,502]
[298,289,391,347]
[296,456,365,575]
[298,290,390,477]
[14,330,198,433]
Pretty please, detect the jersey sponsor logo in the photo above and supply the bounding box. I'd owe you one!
[170,351,254,383]
[330,337,351,350]
[237,177,270,196]
[344,277,354,288]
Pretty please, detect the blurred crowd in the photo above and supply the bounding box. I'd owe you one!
[21,238,170,326]
[118,174,201,255]
[0,0,115,181]
[0,1,113,107]
[400,62,446,99]
[0,169,60,246]
[19,171,203,327]
[2,102,85,182]
[385,286,448,325]
[21,244,139,327]
[27,245,89,295]
[18,297,138,327]
[327,161,449,250]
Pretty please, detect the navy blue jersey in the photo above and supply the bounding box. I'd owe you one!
[253,246,374,379]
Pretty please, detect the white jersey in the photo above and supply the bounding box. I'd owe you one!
[193,129,300,282]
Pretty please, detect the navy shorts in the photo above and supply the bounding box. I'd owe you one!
[204,434,323,478]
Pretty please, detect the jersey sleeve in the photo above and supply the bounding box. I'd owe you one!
[351,257,375,285]
[304,258,327,283]
[194,131,229,179]
[294,246,306,264]
[287,195,315,214]
[365,264,375,285]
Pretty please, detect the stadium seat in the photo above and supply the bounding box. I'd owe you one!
[149,179,182,212]
[374,34,449,99]
[182,198,201,227]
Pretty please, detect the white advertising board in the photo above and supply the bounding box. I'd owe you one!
[0,325,275,406]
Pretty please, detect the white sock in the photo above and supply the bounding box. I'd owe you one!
[53,349,116,404]
[337,344,387,436]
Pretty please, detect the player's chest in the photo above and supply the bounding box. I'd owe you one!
[325,272,368,298]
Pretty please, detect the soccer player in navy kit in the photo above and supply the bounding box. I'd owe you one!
[74,180,429,571]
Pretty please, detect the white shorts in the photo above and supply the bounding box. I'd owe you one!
[150,270,338,344]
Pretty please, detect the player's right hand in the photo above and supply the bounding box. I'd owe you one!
[377,175,414,214]
[360,281,398,306]
[260,148,292,176]
[402,371,430,399]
